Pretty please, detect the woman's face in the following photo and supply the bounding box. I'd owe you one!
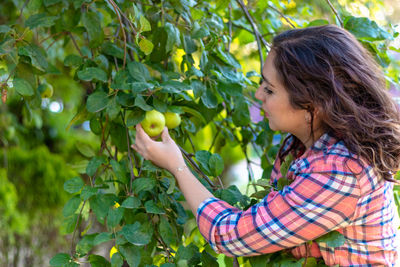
[255,51,314,138]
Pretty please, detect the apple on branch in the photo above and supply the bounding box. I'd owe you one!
[164,112,181,129]
[141,110,166,137]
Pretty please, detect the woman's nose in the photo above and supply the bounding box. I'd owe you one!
[255,86,263,101]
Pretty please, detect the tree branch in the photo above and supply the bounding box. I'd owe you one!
[107,0,127,68]
[178,145,219,190]
[235,0,270,73]
[267,4,296,28]
[326,0,343,27]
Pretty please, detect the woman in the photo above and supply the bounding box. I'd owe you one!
[132,25,400,266]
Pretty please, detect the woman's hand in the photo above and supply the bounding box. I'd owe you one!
[131,124,186,174]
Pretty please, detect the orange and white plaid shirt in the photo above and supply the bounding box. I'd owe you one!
[197,132,399,266]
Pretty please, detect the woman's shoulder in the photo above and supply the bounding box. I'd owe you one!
[293,132,367,176]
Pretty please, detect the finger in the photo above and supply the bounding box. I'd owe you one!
[131,143,139,152]
[161,127,171,143]
[136,124,153,144]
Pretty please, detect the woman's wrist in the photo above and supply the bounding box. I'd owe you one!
[170,162,188,176]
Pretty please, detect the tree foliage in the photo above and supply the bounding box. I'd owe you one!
[0,0,399,266]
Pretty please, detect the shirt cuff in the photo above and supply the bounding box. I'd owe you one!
[196,197,242,254]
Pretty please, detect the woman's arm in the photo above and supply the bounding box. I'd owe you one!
[131,124,214,217]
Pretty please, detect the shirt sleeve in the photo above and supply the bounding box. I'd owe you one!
[196,167,360,257]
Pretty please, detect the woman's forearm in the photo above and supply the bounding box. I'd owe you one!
[171,165,214,219]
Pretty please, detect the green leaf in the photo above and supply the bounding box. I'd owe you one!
[209,153,224,176]
[61,214,78,234]
[110,123,128,152]
[49,253,71,266]
[166,176,176,195]
[216,46,241,68]
[120,222,153,246]
[13,78,34,96]
[277,177,290,191]
[144,200,165,214]
[280,154,294,177]
[90,194,118,223]
[232,97,250,126]
[0,25,11,33]
[132,177,156,194]
[111,253,123,267]
[93,232,113,246]
[106,97,121,120]
[76,233,97,255]
[64,54,83,67]
[75,142,95,158]
[88,254,111,267]
[139,39,154,55]
[131,82,154,94]
[307,19,329,27]
[250,189,268,200]
[86,91,109,113]
[119,244,141,267]
[101,41,124,59]
[344,16,393,41]
[25,13,57,29]
[64,176,84,194]
[108,206,124,228]
[86,156,106,177]
[219,185,243,205]
[183,35,197,54]
[248,254,271,267]
[153,98,168,113]
[139,15,151,32]
[126,109,145,127]
[44,0,62,6]
[195,150,212,175]
[315,231,346,248]
[62,195,81,217]
[134,95,153,111]
[201,250,218,267]
[121,196,141,209]
[165,22,181,52]
[127,61,151,82]
[201,89,218,108]
[81,186,97,200]
[18,44,48,71]
[159,216,176,246]
[82,11,104,48]
[110,159,128,184]
[191,80,206,98]
[77,67,107,82]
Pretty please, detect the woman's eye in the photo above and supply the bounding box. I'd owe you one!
[264,87,273,94]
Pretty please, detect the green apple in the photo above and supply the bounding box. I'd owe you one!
[164,112,181,129]
[38,82,54,98]
[141,110,165,137]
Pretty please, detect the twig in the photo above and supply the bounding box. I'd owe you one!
[107,0,127,68]
[121,111,136,194]
[178,145,218,190]
[208,128,220,152]
[267,4,296,28]
[325,0,343,27]
[17,0,30,22]
[40,31,68,44]
[68,32,84,57]
[70,200,87,255]
[227,3,232,52]
[235,0,269,73]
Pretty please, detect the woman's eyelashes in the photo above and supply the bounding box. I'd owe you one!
[264,86,273,94]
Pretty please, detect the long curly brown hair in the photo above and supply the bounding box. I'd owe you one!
[272,24,400,182]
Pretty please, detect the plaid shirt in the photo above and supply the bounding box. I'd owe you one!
[197,132,399,266]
